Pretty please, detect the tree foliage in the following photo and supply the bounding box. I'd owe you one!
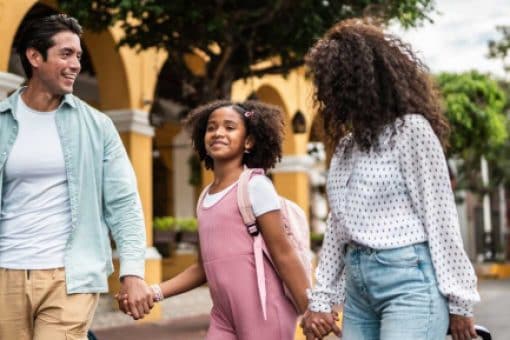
[58,0,436,113]
[488,25,510,73]
[436,71,509,191]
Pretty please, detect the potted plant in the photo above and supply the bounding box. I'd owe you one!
[153,216,178,257]
[310,232,324,253]
[176,217,198,245]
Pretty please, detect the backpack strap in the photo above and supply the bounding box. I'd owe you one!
[237,168,269,320]
[237,169,262,235]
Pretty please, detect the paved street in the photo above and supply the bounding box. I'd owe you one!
[472,278,510,340]
[91,278,510,340]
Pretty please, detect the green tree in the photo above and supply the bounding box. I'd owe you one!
[58,0,436,117]
[487,80,510,187]
[488,25,510,73]
[436,71,509,191]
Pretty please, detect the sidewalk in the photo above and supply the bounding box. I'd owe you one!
[93,315,209,340]
[91,279,510,340]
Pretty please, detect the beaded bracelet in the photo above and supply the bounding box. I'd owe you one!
[150,284,164,302]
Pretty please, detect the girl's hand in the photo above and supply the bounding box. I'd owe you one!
[114,293,132,316]
[449,314,477,340]
[300,310,341,339]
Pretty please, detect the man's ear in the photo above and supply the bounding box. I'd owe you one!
[26,48,43,69]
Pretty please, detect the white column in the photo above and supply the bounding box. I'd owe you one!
[105,109,155,136]
[481,156,492,259]
[271,154,315,174]
[449,159,476,259]
[0,71,24,100]
[172,130,195,218]
[498,184,507,260]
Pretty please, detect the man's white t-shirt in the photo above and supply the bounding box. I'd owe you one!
[0,96,72,269]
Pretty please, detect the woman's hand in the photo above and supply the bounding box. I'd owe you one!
[449,314,477,340]
[300,310,341,339]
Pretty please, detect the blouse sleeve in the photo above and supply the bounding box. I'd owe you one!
[308,212,348,312]
[396,114,480,316]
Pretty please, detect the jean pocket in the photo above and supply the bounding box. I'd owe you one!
[373,246,419,267]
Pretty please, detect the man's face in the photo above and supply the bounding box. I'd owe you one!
[31,31,82,95]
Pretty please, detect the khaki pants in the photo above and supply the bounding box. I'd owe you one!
[0,268,99,340]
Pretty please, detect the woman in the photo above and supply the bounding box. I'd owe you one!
[301,19,480,340]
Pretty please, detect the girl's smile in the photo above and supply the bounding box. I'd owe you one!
[204,106,253,162]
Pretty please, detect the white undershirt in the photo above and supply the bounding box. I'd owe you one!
[202,175,280,216]
[0,96,72,269]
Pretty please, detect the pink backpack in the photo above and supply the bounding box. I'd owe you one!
[237,168,312,320]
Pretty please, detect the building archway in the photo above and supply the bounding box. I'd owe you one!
[253,84,297,155]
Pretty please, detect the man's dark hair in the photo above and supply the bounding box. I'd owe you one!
[17,14,82,78]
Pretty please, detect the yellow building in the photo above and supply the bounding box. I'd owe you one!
[0,1,323,322]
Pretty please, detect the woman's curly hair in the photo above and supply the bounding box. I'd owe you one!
[185,100,284,171]
[305,19,450,152]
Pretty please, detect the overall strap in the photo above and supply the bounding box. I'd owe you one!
[196,183,212,214]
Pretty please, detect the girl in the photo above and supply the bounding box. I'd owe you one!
[301,20,480,340]
[122,100,313,339]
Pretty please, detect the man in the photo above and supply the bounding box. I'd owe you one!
[0,14,153,339]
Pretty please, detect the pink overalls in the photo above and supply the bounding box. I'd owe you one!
[198,183,298,340]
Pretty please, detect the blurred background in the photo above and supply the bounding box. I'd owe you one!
[1,1,509,339]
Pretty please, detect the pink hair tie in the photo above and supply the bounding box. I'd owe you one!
[244,111,254,118]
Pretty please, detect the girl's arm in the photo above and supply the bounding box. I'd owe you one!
[158,249,207,298]
[117,248,206,310]
[257,210,309,314]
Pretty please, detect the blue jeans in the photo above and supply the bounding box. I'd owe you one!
[342,242,449,340]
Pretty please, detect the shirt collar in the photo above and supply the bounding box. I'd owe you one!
[0,87,77,116]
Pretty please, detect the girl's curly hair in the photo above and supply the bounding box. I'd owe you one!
[305,19,450,152]
[185,100,284,171]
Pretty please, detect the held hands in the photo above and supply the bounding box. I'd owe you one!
[115,276,154,320]
[449,314,477,340]
[300,310,341,340]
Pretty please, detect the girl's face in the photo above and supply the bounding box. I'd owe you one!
[204,106,253,165]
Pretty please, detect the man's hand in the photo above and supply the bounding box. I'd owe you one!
[449,314,477,340]
[118,276,154,320]
[300,309,341,339]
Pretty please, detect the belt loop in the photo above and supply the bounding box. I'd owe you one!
[26,270,30,280]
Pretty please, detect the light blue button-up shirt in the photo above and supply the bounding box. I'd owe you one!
[0,88,146,293]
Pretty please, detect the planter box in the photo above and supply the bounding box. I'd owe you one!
[180,231,198,245]
[154,230,179,257]
[154,230,179,243]
[162,249,198,280]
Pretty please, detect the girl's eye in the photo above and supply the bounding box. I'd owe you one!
[206,125,215,132]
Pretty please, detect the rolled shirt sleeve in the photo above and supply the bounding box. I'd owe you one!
[102,118,146,279]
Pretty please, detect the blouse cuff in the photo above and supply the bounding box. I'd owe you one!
[308,291,333,313]
[449,302,474,317]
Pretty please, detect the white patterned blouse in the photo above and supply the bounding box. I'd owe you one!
[309,114,480,317]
